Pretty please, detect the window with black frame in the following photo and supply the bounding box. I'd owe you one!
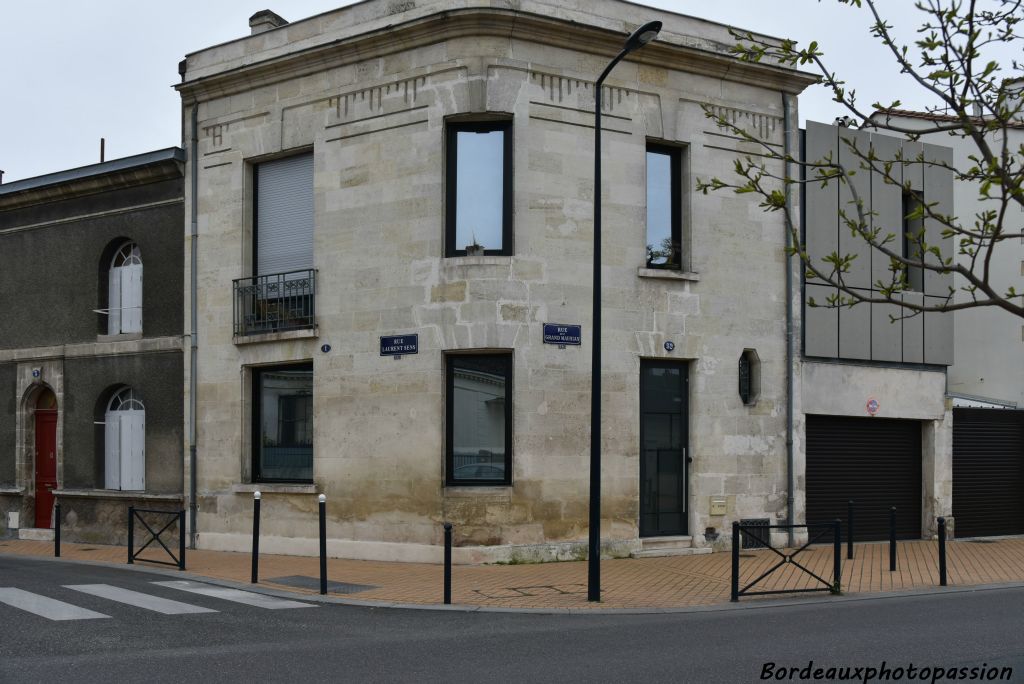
[446,354,512,485]
[646,143,682,269]
[253,363,313,482]
[445,120,513,256]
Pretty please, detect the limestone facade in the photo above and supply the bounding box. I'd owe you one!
[178,0,817,562]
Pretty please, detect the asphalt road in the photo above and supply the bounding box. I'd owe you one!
[1,555,1022,683]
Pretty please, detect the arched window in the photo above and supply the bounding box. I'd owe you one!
[108,242,143,334]
[104,387,145,490]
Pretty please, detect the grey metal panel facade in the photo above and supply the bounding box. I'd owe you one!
[804,121,838,284]
[902,292,924,363]
[839,300,871,359]
[838,128,872,290]
[922,143,954,297]
[802,123,954,366]
[804,284,839,357]
[924,296,955,365]
[871,302,903,362]
[869,135,903,288]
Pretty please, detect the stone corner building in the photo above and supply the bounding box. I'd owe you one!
[177,0,819,562]
[0,149,186,544]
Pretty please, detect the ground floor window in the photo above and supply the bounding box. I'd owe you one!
[446,353,512,485]
[104,386,145,491]
[253,363,314,482]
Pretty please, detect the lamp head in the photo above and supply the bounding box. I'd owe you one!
[623,20,662,53]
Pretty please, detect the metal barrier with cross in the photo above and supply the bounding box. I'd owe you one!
[731,520,841,602]
[128,506,186,571]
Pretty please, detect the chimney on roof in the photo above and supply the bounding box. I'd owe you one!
[249,10,288,35]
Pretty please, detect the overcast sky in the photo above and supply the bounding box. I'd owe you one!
[0,1,1010,182]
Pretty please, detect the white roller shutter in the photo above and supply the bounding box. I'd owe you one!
[120,411,145,491]
[104,413,121,489]
[107,267,122,334]
[121,263,143,333]
[256,153,314,277]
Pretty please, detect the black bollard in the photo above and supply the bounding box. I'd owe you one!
[54,502,61,558]
[251,491,261,584]
[730,521,740,602]
[127,505,135,564]
[937,517,947,586]
[319,494,327,595]
[178,509,186,571]
[444,522,453,605]
[832,519,842,593]
[847,500,854,560]
[889,507,897,572]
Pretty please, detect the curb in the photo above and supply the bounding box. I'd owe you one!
[4,550,1024,615]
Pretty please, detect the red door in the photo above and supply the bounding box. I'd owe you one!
[34,410,58,528]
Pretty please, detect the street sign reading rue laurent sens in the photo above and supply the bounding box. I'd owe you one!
[380,334,419,356]
[543,323,582,346]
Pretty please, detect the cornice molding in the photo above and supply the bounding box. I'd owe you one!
[177,8,818,105]
[0,160,184,212]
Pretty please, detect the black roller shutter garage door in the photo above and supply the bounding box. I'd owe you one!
[953,408,1024,538]
[806,415,921,541]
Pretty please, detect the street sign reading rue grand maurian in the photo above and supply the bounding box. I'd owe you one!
[543,323,581,346]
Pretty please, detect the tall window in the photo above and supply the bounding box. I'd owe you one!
[902,189,925,292]
[445,121,513,256]
[104,387,145,491]
[446,354,512,485]
[108,241,143,334]
[646,144,682,269]
[255,153,314,277]
[253,363,313,482]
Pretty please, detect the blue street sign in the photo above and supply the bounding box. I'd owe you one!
[380,334,418,356]
[543,323,582,346]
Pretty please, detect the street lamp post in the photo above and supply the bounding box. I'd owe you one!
[589,20,662,603]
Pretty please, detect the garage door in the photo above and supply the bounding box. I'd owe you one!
[953,408,1024,538]
[806,415,921,541]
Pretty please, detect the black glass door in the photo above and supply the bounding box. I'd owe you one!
[640,361,689,537]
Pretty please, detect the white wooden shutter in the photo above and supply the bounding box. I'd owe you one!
[108,266,122,334]
[256,153,314,276]
[104,413,121,489]
[120,411,145,491]
[121,264,143,333]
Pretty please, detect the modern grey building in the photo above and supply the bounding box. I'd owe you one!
[0,148,186,543]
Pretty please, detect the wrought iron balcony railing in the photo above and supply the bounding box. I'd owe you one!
[232,269,316,337]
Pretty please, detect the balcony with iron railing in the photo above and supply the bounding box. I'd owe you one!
[232,269,317,338]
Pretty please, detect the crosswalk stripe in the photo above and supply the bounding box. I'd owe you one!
[0,588,110,621]
[64,584,217,615]
[153,581,315,609]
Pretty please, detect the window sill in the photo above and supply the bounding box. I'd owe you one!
[97,333,143,343]
[0,487,25,495]
[53,489,182,502]
[232,483,318,495]
[233,327,318,346]
[637,267,700,282]
[443,485,513,500]
[443,255,512,266]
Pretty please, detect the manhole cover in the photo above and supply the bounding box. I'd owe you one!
[267,575,378,594]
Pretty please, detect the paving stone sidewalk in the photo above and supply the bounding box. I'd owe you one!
[2,537,1023,610]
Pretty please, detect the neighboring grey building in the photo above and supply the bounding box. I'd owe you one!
[869,104,1024,538]
[0,149,186,544]
[800,121,955,541]
[178,0,818,563]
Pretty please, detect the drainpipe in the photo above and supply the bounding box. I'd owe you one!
[189,103,199,549]
[783,92,796,547]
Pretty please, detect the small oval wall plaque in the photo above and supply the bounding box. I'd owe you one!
[320,344,332,353]
[663,341,675,352]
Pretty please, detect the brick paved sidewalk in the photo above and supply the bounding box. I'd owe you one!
[2,537,1022,610]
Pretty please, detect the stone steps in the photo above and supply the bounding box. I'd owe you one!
[630,535,712,558]
[18,528,54,542]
